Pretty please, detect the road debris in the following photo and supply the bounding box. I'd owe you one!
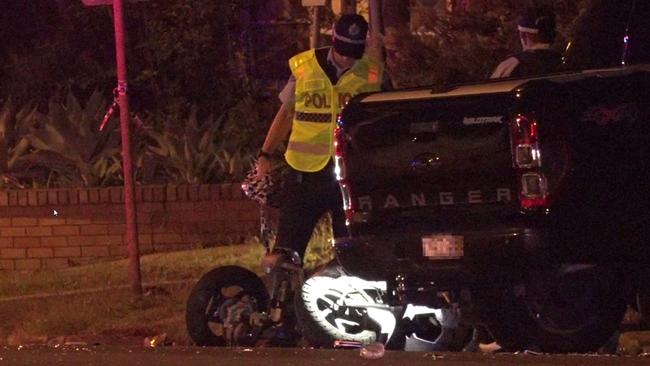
[422,352,444,360]
[617,331,650,356]
[144,333,168,348]
[360,342,385,359]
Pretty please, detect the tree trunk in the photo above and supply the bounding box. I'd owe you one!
[382,0,409,31]
[332,0,357,15]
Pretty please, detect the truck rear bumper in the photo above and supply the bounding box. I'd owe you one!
[334,225,547,285]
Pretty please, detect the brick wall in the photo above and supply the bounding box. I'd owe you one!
[0,184,260,271]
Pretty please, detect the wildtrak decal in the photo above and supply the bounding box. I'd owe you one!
[409,121,440,134]
[357,188,513,211]
[462,116,504,125]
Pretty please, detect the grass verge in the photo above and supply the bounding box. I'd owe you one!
[0,219,334,346]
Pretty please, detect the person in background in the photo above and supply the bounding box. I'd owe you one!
[256,14,386,273]
[490,6,562,79]
[474,7,562,350]
[563,0,650,70]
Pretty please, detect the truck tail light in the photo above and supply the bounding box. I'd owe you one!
[334,126,347,181]
[334,126,356,224]
[511,114,548,210]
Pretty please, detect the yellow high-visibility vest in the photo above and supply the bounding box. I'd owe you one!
[285,48,383,172]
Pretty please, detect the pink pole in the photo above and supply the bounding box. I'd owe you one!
[112,0,142,295]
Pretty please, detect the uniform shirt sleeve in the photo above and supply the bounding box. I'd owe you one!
[490,56,520,79]
[278,75,296,104]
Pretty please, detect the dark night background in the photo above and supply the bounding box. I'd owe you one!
[0,0,309,112]
[0,0,647,188]
[0,0,312,188]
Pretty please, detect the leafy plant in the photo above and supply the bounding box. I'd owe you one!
[143,105,242,184]
[19,90,123,187]
[141,93,271,185]
[0,99,47,188]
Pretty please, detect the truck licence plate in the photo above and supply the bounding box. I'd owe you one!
[422,234,464,259]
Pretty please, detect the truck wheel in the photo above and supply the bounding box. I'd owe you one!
[637,268,650,328]
[295,275,378,348]
[186,266,269,346]
[482,265,626,353]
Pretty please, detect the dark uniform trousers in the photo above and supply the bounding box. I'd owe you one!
[274,161,347,259]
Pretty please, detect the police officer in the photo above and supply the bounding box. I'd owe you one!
[256,14,385,267]
[490,6,562,79]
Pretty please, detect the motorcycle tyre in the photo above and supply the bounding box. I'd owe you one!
[294,276,378,348]
[185,265,269,346]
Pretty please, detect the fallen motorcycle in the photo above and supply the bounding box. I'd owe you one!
[184,247,449,348]
[185,171,448,348]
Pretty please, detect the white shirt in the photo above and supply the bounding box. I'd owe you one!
[490,43,552,79]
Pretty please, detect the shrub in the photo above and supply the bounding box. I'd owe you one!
[0,90,268,188]
[18,90,122,187]
[141,105,242,185]
[0,100,39,188]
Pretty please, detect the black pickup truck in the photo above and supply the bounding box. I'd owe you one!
[332,4,650,351]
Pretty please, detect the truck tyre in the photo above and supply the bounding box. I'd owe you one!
[480,265,626,353]
[186,266,269,346]
[637,268,650,328]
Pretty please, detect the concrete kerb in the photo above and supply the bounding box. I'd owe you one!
[0,280,193,303]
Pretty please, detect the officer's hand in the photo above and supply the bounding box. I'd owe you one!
[255,156,271,179]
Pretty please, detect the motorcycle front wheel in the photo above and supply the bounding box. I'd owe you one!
[295,275,379,348]
[185,265,269,346]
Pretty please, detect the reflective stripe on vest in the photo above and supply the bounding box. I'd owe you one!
[287,140,330,155]
[285,48,383,172]
[295,111,332,123]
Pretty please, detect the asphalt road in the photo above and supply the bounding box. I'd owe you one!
[1,346,649,366]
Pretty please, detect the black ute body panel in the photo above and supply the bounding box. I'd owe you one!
[335,66,650,289]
